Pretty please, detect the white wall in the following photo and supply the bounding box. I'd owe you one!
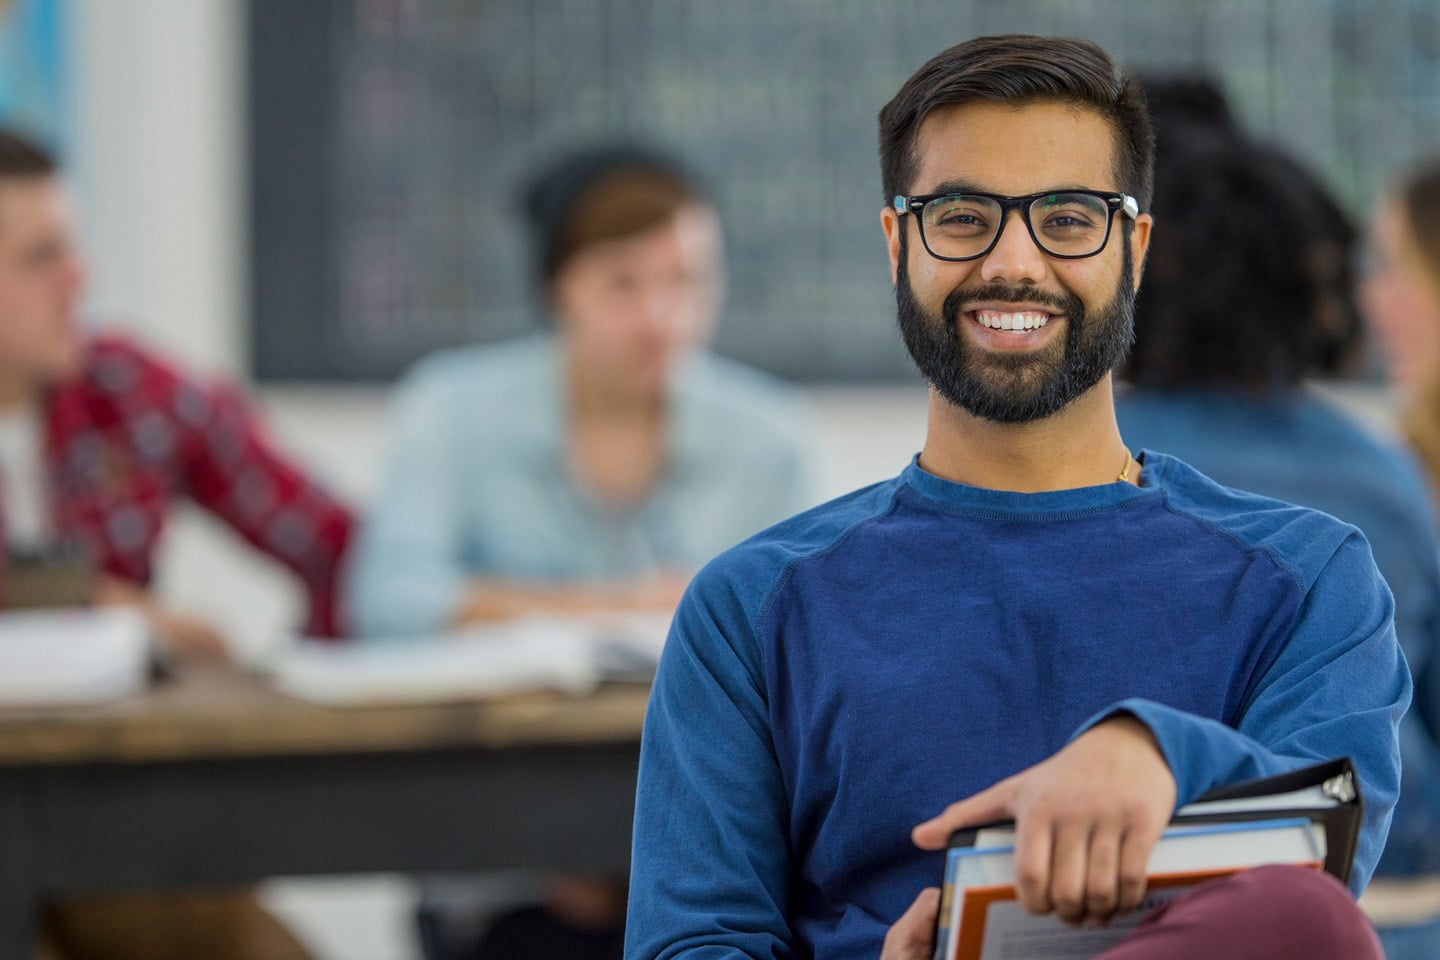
[70,0,246,375]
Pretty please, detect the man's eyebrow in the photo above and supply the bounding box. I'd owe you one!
[918,180,1104,196]
[918,179,988,196]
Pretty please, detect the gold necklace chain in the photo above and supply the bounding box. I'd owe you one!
[1117,449,1133,484]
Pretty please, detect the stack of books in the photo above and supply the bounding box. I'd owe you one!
[932,758,1362,960]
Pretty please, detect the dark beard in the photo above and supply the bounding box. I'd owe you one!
[895,235,1136,423]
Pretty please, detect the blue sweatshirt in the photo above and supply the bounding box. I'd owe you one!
[626,452,1409,960]
[1118,388,1440,876]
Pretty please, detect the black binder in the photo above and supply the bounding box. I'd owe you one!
[1166,756,1363,885]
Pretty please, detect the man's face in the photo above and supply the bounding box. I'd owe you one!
[1361,199,1440,401]
[0,176,85,388]
[881,101,1151,423]
[551,204,723,396]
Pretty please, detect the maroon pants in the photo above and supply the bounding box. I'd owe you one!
[1097,865,1382,960]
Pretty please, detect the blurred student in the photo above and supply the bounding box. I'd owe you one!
[346,146,815,958]
[347,146,813,634]
[1363,159,1440,958]
[0,131,352,648]
[0,127,350,960]
[1118,85,1440,958]
[1367,162,1440,494]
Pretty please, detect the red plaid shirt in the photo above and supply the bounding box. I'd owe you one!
[10,334,354,637]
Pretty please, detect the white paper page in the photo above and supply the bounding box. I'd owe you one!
[268,616,609,705]
[973,886,1190,960]
[590,610,673,677]
[0,607,150,705]
[1177,785,1335,816]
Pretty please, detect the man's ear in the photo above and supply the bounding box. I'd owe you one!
[881,206,903,285]
[1129,213,1153,292]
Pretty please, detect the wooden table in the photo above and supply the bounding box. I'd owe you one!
[0,664,650,956]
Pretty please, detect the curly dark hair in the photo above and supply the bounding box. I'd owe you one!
[1122,86,1360,390]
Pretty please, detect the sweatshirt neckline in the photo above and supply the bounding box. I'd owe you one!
[900,452,1164,519]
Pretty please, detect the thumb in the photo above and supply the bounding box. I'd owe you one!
[912,778,1017,850]
[880,887,941,960]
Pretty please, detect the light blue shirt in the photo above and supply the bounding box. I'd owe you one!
[347,335,818,637]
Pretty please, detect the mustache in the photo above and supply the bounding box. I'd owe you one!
[943,283,1081,322]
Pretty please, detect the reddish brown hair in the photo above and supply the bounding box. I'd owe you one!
[524,147,709,286]
[0,126,57,181]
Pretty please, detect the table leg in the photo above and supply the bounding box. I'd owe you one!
[0,776,39,959]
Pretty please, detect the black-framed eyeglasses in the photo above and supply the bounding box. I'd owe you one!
[891,189,1141,262]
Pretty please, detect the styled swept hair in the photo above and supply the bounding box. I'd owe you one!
[877,35,1154,209]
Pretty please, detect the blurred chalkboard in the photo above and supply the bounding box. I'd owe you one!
[249,0,1440,382]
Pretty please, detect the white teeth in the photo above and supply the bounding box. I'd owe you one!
[974,310,1052,331]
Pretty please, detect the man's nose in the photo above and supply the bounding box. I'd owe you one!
[637,282,682,334]
[61,252,87,296]
[978,210,1047,285]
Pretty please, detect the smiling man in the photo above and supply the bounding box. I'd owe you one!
[624,35,1404,960]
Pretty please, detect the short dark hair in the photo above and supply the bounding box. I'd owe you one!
[523,145,710,287]
[0,126,57,181]
[1123,121,1360,390]
[877,35,1154,209]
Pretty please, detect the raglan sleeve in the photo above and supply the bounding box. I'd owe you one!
[625,558,796,960]
[1075,528,1410,896]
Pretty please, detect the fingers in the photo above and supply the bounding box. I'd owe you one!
[1012,815,1054,915]
[1080,826,1122,922]
[912,779,1016,850]
[1045,819,1091,922]
[1082,829,1128,921]
[915,716,1175,928]
[1116,822,1159,914]
[880,888,940,960]
[1018,816,1129,924]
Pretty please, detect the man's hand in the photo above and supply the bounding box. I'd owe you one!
[452,572,690,626]
[912,716,1175,925]
[93,576,230,658]
[881,888,939,960]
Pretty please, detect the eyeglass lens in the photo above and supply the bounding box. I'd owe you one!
[920,193,1111,259]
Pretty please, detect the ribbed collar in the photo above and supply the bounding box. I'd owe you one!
[899,450,1167,520]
